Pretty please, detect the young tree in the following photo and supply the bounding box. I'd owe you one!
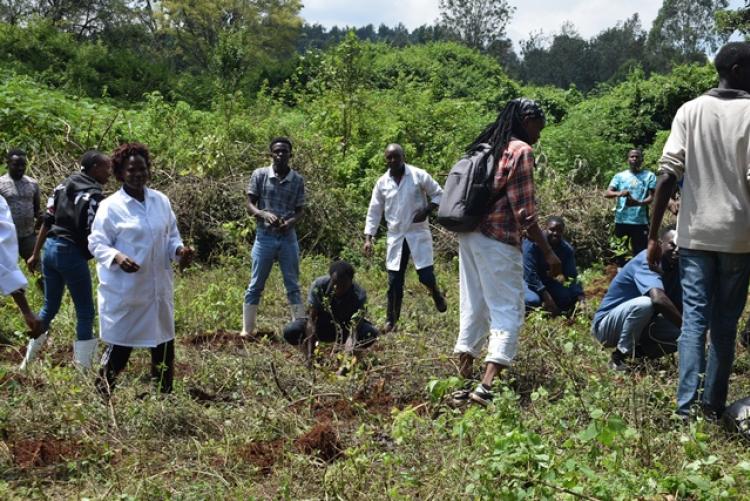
[438,0,514,50]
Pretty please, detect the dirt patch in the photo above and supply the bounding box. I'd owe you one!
[0,344,23,364]
[49,344,73,367]
[354,378,395,415]
[182,329,279,349]
[238,438,284,474]
[294,421,343,462]
[11,438,81,468]
[313,398,356,421]
[584,264,617,301]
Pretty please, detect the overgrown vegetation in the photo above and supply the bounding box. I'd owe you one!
[0,7,749,497]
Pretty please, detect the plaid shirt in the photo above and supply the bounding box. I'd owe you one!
[479,139,538,248]
[247,166,305,230]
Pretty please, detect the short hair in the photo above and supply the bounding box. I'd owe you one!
[715,42,750,79]
[660,225,676,239]
[111,142,150,177]
[269,137,292,152]
[329,260,355,281]
[7,148,26,161]
[79,150,108,173]
[628,148,643,156]
[547,215,565,227]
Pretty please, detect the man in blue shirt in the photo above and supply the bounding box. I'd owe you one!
[605,149,656,266]
[592,227,682,371]
[523,216,583,316]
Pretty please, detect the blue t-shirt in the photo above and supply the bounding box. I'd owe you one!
[608,169,656,225]
[593,251,681,328]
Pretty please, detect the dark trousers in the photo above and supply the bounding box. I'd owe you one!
[98,340,175,394]
[525,282,580,314]
[387,241,437,325]
[614,223,648,266]
[283,314,379,349]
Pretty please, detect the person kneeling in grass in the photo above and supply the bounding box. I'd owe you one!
[88,143,193,397]
[592,227,681,371]
[283,260,379,369]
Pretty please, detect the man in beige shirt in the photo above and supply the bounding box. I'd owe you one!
[648,42,750,421]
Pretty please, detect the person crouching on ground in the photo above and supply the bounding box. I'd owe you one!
[523,215,584,317]
[592,227,681,371]
[88,143,194,396]
[452,98,562,407]
[21,151,112,371]
[283,260,379,370]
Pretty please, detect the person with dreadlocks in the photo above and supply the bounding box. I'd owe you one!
[20,150,112,371]
[88,143,194,396]
[451,98,562,407]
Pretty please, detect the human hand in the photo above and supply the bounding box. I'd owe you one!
[26,254,40,274]
[619,190,630,198]
[541,291,561,317]
[24,312,43,339]
[262,211,279,226]
[363,238,373,257]
[624,194,641,207]
[412,207,430,223]
[114,253,140,273]
[177,246,195,271]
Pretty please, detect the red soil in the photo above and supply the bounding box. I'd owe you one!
[294,421,343,462]
[10,438,80,468]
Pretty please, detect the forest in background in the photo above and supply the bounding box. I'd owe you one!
[0,1,747,261]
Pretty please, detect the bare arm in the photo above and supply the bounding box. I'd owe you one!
[605,187,628,198]
[646,173,678,270]
[648,288,681,328]
[246,194,278,226]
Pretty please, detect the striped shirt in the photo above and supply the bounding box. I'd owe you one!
[247,166,305,230]
[479,138,538,248]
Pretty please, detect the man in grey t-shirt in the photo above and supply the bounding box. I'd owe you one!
[648,42,750,420]
[0,149,40,260]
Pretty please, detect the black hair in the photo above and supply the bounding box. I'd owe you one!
[628,148,643,155]
[329,260,355,281]
[80,150,108,173]
[7,148,26,161]
[465,98,546,158]
[660,225,676,239]
[547,215,565,228]
[269,137,293,152]
[111,142,150,178]
[714,42,750,79]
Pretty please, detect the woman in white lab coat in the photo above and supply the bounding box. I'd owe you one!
[88,143,193,395]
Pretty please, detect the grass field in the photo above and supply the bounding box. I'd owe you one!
[1,254,750,499]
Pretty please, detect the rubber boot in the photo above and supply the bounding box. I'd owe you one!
[290,304,307,321]
[240,303,258,337]
[73,338,98,370]
[19,331,49,370]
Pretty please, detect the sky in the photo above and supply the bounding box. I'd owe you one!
[301,0,746,49]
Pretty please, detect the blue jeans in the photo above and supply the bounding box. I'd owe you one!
[244,228,301,305]
[677,249,750,416]
[525,281,580,313]
[39,237,95,341]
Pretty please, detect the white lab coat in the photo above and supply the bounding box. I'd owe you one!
[88,188,183,348]
[0,196,27,295]
[364,164,443,271]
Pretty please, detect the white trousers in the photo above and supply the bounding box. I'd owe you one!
[453,231,524,366]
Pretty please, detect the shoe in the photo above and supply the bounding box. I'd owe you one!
[469,383,494,407]
[608,349,631,372]
[432,289,447,313]
[73,339,98,370]
[383,322,396,334]
[449,388,471,408]
[240,304,257,337]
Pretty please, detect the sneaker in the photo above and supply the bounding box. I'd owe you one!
[469,384,494,407]
[448,388,471,408]
[608,349,631,372]
[432,289,447,313]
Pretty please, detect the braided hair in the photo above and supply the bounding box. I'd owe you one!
[466,98,546,159]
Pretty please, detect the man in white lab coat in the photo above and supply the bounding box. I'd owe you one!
[364,144,446,332]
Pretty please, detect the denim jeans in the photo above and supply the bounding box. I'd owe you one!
[676,249,750,416]
[387,240,437,325]
[592,296,680,356]
[244,227,301,305]
[39,237,95,341]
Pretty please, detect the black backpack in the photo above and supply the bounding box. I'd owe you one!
[437,143,503,232]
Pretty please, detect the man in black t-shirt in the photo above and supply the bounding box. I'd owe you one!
[283,261,379,361]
